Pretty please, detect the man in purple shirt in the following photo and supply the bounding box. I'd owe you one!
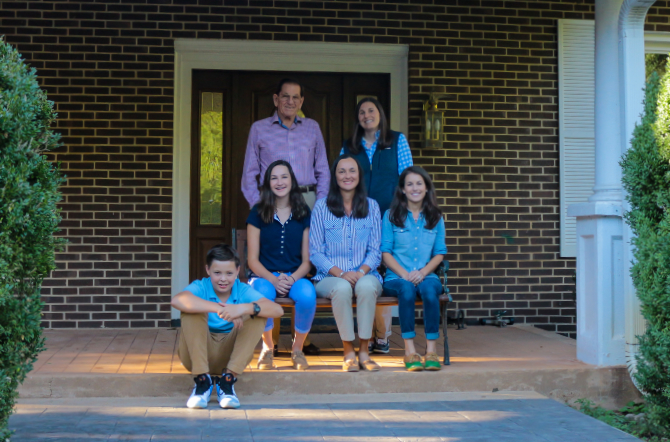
[241,78,329,356]
[241,78,330,209]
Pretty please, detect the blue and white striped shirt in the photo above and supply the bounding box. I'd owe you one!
[339,131,413,175]
[309,197,382,283]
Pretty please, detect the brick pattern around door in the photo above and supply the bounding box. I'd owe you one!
[1,1,668,334]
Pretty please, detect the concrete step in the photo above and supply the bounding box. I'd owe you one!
[20,365,638,409]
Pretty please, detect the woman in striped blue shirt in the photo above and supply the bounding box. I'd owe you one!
[309,155,383,372]
[341,97,414,355]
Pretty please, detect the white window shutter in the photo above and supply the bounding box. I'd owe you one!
[558,19,595,258]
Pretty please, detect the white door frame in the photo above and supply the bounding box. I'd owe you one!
[171,39,409,318]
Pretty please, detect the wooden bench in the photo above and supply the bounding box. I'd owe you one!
[232,228,465,366]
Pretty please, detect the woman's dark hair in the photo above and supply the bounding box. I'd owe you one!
[326,154,369,219]
[275,78,303,97]
[389,166,442,230]
[257,160,309,224]
[206,244,240,268]
[348,97,392,155]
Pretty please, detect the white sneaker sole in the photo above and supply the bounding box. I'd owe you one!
[186,397,209,409]
[219,398,240,409]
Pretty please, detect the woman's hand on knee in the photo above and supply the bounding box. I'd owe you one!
[408,270,424,285]
[341,271,361,288]
[272,275,290,295]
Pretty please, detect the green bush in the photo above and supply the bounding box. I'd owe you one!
[0,38,63,439]
[575,399,666,440]
[621,65,670,434]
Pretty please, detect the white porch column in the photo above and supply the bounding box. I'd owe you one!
[619,0,656,382]
[569,0,654,367]
[568,0,625,366]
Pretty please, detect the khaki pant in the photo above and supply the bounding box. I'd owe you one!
[302,190,316,210]
[315,275,382,342]
[178,312,265,376]
[373,306,393,340]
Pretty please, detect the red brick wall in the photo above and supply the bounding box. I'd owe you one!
[1,0,665,336]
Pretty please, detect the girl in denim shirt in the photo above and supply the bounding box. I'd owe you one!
[381,166,447,371]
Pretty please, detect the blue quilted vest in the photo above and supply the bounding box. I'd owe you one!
[342,130,400,216]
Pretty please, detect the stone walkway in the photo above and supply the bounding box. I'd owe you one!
[9,392,639,441]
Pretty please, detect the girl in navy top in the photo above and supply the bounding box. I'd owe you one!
[381,166,447,372]
[247,160,317,371]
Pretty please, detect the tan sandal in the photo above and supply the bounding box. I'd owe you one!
[291,350,309,371]
[343,357,359,372]
[358,358,380,372]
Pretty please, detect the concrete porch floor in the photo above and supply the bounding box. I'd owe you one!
[19,325,640,407]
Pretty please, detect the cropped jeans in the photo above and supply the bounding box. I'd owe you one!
[382,277,442,340]
[250,272,317,334]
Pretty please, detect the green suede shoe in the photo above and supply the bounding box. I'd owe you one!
[404,353,424,371]
[424,352,441,371]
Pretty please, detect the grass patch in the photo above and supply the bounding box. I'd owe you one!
[574,399,669,441]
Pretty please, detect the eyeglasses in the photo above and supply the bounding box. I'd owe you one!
[278,94,301,103]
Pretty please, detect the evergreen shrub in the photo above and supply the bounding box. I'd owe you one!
[621,68,670,434]
[0,38,63,440]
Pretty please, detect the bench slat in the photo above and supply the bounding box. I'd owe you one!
[275,295,451,307]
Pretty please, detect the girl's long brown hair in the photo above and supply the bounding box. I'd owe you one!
[388,166,442,230]
[257,160,309,224]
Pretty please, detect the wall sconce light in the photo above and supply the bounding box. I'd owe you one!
[423,93,452,148]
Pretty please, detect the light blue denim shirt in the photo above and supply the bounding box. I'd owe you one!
[380,210,447,282]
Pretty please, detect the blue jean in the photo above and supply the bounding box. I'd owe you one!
[250,273,317,334]
[382,277,443,340]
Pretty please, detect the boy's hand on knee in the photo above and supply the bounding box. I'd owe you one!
[216,303,248,322]
[231,318,244,330]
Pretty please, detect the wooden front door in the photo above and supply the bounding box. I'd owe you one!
[189,70,390,281]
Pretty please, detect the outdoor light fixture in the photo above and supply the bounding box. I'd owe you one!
[423,93,452,148]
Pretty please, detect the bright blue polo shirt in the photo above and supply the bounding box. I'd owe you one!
[380,210,447,282]
[246,205,311,273]
[183,278,263,333]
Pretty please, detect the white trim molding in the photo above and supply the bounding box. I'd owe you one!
[171,39,409,318]
[645,31,670,53]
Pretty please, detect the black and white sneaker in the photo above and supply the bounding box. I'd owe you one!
[186,374,213,409]
[216,373,240,409]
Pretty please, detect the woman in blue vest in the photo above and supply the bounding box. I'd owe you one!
[341,97,414,354]
[381,166,446,371]
[246,160,317,371]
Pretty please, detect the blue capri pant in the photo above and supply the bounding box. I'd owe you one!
[250,273,317,334]
[382,277,443,340]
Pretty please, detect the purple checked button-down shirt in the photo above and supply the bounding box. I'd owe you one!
[241,113,331,207]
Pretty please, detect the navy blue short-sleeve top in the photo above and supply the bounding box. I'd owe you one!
[246,205,311,273]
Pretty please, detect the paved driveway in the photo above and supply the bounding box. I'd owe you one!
[9,391,639,441]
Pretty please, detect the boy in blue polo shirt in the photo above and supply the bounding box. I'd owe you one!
[171,244,284,409]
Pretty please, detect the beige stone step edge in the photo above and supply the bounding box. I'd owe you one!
[19,366,639,408]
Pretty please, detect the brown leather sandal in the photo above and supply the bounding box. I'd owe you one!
[342,357,359,372]
[358,358,381,372]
